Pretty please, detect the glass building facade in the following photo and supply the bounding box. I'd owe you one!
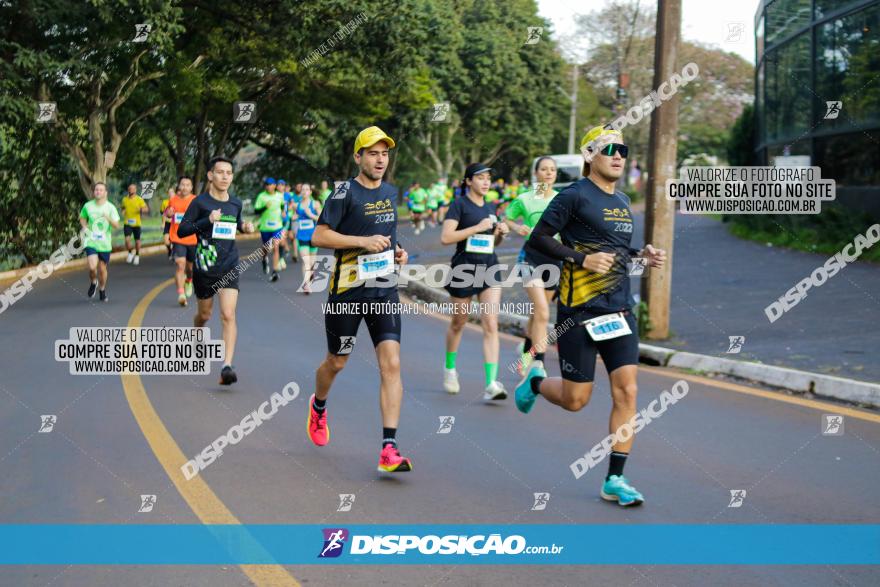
[755,0,880,217]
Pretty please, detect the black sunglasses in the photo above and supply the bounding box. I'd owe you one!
[598,143,629,158]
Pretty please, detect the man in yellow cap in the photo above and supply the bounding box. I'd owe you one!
[515,123,667,507]
[307,126,414,473]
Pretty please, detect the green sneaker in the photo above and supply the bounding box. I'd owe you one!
[514,361,546,414]
[600,475,644,507]
[184,280,193,298]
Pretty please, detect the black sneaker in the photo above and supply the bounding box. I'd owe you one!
[270,271,279,283]
[99,289,107,302]
[219,365,237,385]
[87,281,98,298]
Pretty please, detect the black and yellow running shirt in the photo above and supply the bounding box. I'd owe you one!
[317,178,398,301]
[531,178,639,313]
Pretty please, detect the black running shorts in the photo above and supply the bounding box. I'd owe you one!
[193,270,239,300]
[324,290,401,355]
[555,307,639,383]
[172,243,196,262]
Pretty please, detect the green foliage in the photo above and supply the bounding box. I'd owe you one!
[726,205,880,263]
[634,300,652,338]
[726,104,756,166]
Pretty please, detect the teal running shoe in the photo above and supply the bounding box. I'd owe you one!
[514,361,547,414]
[600,475,644,507]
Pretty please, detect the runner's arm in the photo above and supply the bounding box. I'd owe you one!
[176,203,210,238]
[528,220,586,266]
[311,224,371,249]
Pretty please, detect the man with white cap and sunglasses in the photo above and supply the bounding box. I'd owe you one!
[514,124,666,507]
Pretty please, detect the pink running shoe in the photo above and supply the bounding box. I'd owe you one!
[307,394,329,446]
[377,444,413,473]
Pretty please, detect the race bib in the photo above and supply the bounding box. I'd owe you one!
[212,221,237,240]
[173,212,184,224]
[127,218,136,225]
[298,219,315,230]
[357,249,394,281]
[465,234,494,254]
[265,220,281,229]
[583,313,632,341]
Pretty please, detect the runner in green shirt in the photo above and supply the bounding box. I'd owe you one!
[503,156,561,376]
[318,180,332,204]
[79,182,121,302]
[254,177,285,281]
[408,182,428,234]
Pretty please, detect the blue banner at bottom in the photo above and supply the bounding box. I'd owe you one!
[1,525,878,565]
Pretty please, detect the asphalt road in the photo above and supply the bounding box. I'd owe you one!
[1,236,879,586]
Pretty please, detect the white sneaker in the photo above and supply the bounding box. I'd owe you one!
[483,380,508,401]
[126,251,134,263]
[443,368,460,394]
[133,255,140,266]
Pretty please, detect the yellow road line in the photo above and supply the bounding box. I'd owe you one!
[401,294,880,425]
[121,279,299,587]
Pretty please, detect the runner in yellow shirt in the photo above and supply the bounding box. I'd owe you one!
[121,183,149,265]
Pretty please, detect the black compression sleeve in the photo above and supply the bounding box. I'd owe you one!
[529,221,586,266]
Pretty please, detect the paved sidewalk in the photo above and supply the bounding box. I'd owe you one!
[399,211,880,384]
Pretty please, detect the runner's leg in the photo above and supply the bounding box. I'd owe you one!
[477,287,501,381]
[217,288,238,365]
[376,340,402,430]
[445,296,472,358]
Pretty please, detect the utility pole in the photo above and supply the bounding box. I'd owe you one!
[641,0,681,339]
[567,62,579,154]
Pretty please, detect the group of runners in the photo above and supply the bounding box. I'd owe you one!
[75,122,666,504]
[305,124,665,498]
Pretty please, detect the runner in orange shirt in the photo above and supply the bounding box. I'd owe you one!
[164,175,197,306]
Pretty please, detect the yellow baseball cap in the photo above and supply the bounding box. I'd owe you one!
[353,126,396,155]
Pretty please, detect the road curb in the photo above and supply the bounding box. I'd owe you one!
[403,279,880,409]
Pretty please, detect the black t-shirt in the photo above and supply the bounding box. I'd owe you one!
[317,178,398,301]
[178,192,244,276]
[536,178,636,313]
[445,195,499,267]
